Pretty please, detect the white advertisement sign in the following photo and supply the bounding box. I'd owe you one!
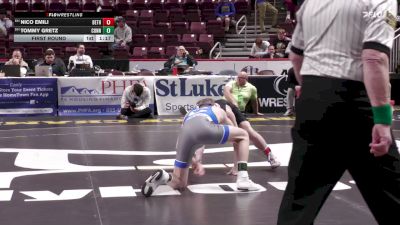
[154,75,232,115]
[58,76,155,116]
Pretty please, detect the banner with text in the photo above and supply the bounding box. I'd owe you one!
[58,76,155,116]
[154,75,232,115]
[0,78,58,116]
[248,75,289,113]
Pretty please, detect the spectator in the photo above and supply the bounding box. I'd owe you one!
[164,46,198,73]
[0,9,12,36]
[215,0,236,32]
[264,45,282,58]
[5,49,29,77]
[284,0,298,23]
[224,71,263,115]
[256,0,278,33]
[250,37,270,58]
[68,44,93,71]
[112,17,132,50]
[271,28,292,56]
[116,83,152,119]
[37,48,66,76]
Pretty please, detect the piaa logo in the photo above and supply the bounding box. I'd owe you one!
[273,75,288,96]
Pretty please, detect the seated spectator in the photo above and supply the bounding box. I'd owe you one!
[116,83,152,119]
[5,49,29,77]
[38,48,66,76]
[112,17,132,50]
[224,71,263,115]
[215,0,236,32]
[250,37,270,58]
[164,46,198,73]
[264,45,283,58]
[0,9,12,36]
[68,44,93,71]
[270,28,291,56]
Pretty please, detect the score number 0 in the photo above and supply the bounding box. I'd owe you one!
[102,18,115,26]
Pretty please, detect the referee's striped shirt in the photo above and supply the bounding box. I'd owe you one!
[291,0,398,82]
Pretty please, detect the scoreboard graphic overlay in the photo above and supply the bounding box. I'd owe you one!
[13,12,115,43]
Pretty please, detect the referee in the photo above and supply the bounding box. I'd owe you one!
[278,1,400,225]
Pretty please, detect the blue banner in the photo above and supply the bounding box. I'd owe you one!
[0,78,58,116]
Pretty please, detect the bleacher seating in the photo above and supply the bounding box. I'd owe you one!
[0,0,13,12]
[82,0,97,12]
[26,46,44,59]
[115,0,130,13]
[15,0,30,12]
[48,0,66,12]
[131,34,148,47]
[153,9,168,22]
[0,0,256,60]
[148,34,164,46]
[31,0,46,12]
[154,22,170,33]
[148,46,166,58]
[185,9,201,22]
[234,0,249,15]
[197,33,213,52]
[183,0,198,11]
[0,47,8,58]
[147,0,163,11]
[66,0,82,12]
[112,48,130,58]
[190,21,206,34]
[164,34,180,47]
[99,0,114,12]
[180,33,197,47]
[131,0,147,10]
[132,46,147,58]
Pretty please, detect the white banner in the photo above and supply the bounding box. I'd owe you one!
[130,59,292,76]
[57,76,155,116]
[154,75,232,115]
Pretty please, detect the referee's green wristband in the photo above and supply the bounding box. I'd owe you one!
[372,104,392,125]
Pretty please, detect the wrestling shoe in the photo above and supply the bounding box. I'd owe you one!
[236,176,260,191]
[283,109,294,116]
[266,152,281,169]
[141,169,171,197]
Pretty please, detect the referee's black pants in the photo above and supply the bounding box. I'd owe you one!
[277,76,400,225]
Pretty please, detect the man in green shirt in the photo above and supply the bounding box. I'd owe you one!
[224,71,263,115]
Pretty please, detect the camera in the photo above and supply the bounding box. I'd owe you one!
[129,101,136,108]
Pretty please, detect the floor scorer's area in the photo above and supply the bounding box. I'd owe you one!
[1,114,398,225]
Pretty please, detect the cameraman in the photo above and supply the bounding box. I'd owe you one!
[117,83,152,119]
